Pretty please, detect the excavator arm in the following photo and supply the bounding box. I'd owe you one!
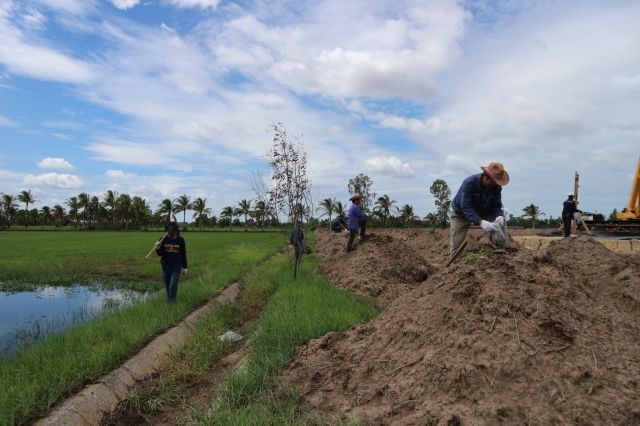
[617,156,640,220]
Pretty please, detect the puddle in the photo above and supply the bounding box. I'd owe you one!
[0,284,147,357]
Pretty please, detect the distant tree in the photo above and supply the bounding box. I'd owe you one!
[78,192,89,226]
[221,206,234,228]
[131,196,150,230]
[156,199,175,223]
[17,190,37,227]
[348,174,374,212]
[66,196,81,227]
[53,204,65,227]
[522,204,546,228]
[2,194,18,227]
[116,193,133,230]
[399,204,419,226]
[174,194,192,224]
[332,201,346,218]
[374,194,398,227]
[317,198,336,229]
[609,208,618,221]
[254,200,267,228]
[40,206,52,226]
[423,212,438,228]
[429,179,451,228]
[191,197,212,230]
[238,199,252,226]
[88,196,100,227]
[103,190,118,223]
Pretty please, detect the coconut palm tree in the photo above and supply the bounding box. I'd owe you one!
[192,197,212,230]
[40,206,52,225]
[88,196,100,227]
[131,196,150,230]
[2,194,18,227]
[174,194,192,225]
[332,200,346,218]
[78,192,89,226]
[17,190,37,227]
[254,200,267,228]
[238,199,252,227]
[317,198,335,229]
[399,204,419,226]
[53,204,66,227]
[156,198,175,223]
[116,193,133,230]
[522,204,546,229]
[103,190,118,223]
[220,206,234,228]
[65,196,81,226]
[374,194,398,227]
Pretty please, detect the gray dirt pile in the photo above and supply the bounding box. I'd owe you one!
[286,234,640,425]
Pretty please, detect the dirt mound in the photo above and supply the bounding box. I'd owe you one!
[315,231,434,305]
[287,236,640,425]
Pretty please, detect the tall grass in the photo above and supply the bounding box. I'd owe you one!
[0,241,281,426]
[188,254,379,425]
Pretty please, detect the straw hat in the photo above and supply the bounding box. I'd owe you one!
[481,162,509,186]
[349,194,362,201]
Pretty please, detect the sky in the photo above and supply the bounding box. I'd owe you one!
[1,0,639,219]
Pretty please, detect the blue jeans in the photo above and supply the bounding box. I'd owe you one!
[162,266,181,304]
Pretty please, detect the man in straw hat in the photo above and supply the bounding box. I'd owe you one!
[449,162,510,256]
[346,194,367,252]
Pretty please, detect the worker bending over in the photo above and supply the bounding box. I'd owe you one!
[347,194,367,252]
[331,213,347,233]
[450,162,509,256]
[562,194,581,238]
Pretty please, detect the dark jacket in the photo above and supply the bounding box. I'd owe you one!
[331,216,346,232]
[156,236,188,269]
[451,173,503,225]
[562,199,580,219]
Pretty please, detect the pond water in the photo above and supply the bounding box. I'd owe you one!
[0,285,147,357]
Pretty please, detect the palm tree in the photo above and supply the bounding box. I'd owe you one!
[103,190,118,222]
[238,199,252,227]
[221,206,234,228]
[174,194,192,224]
[332,201,346,218]
[131,196,150,230]
[254,200,267,228]
[88,196,100,227]
[156,198,175,223]
[399,204,419,226]
[2,194,18,227]
[522,204,546,228]
[317,198,335,229]
[116,193,133,230]
[53,204,65,227]
[78,192,89,226]
[192,197,212,230]
[40,206,52,225]
[65,196,81,226]
[374,194,398,227]
[17,190,37,227]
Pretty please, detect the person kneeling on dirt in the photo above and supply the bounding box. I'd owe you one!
[347,194,367,252]
[562,194,581,238]
[450,162,509,256]
[331,214,347,233]
[155,222,188,305]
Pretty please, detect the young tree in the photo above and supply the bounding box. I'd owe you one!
[522,204,546,228]
[174,194,192,224]
[317,198,336,229]
[17,190,37,227]
[374,194,398,227]
[348,174,374,212]
[430,179,451,228]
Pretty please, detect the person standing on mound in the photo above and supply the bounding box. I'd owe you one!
[449,162,509,256]
[155,222,188,305]
[347,194,367,252]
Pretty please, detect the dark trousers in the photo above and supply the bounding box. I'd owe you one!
[562,216,572,237]
[347,220,366,250]
[162,266,181,304]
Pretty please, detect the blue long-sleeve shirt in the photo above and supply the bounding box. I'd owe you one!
[155,236,188,269]
[451,173,503,225]
[347,203,366,230]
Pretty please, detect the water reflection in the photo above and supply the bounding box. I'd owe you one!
[0,285,147,356]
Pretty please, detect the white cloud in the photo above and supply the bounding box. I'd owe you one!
[110,0,140,10]
[105,169,137,179]
[34,0,95,16]
[0,113,16,127]
[24,173,84,189]
[444,155,477,175]
[37,157,75,170]
[167,0,219,8]
[364,156,415,178]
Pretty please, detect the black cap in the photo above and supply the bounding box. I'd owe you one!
[165,222,179,232]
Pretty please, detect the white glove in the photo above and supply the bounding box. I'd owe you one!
[480,220,497,233]
[155,242,162,250]
[182,268,188,276]
[494,216,505,227]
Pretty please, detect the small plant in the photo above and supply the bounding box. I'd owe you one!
[463,251,489,264]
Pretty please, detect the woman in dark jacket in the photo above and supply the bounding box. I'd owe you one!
[155,222,188,304]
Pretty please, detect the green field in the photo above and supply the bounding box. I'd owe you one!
[0,230,284,425]
[0,230,285,291]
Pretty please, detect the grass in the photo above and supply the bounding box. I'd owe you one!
[0,230,282,291]
[0,234,282,426]
[186,252,379,425]
[462,250,490,264]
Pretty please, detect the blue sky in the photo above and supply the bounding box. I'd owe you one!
[1,0,639,219]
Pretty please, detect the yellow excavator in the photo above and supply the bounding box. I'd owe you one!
[617,155,640,220]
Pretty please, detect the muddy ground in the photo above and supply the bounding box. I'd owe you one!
[285,229,640,425]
